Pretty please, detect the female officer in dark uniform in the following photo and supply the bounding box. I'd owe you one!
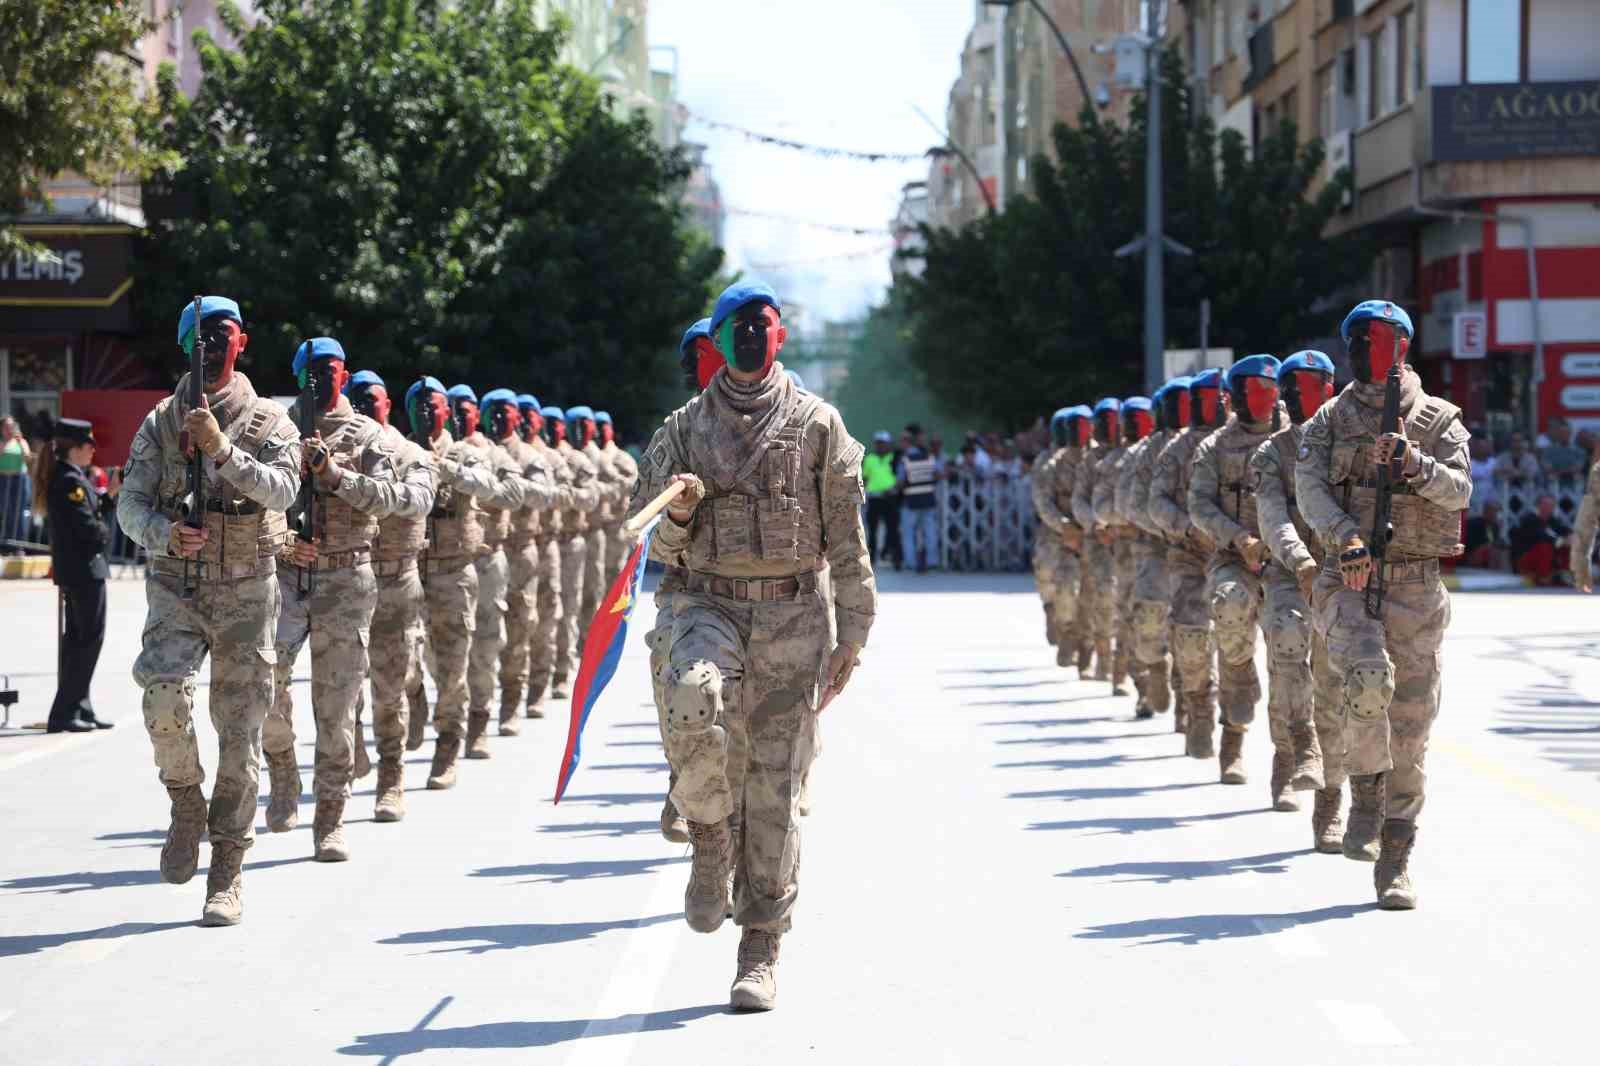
[42,418,118,733]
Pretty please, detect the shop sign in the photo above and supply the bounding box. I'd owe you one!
[1452,311,1487,360]
[1433,81,1600,162]
[0,226,133,308]
[1560,353,1600,378]
[1560,384,1600,411]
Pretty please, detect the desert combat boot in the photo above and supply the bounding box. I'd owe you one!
[1375,819,1418,909]
[263,748,301,832]
[201,840,245,926]
[1311,786,1345,854]
[730,929,782,1011]
[161,784,208,884]
[1270,749,1299,811]
[464,710,492,759]
[1218,725,1247,784]
[659,796,689,844]
[427,731,461,789]
[373,757,406,822]
[313,797,350,862]
[1289,723,1324,791]
[1343,773,1385,861]
[684,819,733,933]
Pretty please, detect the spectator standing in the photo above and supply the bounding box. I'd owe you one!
[1468,435,1497,515]
[1540,416,1587,510]
[897,441,939,571]
[1493,431,1542,518]
[1,415,31,547]
[862,431,900,568]
[1510,494,1572,586]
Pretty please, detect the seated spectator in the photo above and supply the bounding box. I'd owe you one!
[1510,494,1572,586]
[1541,416,1587,508]
[1463,500,1508,570]
[1493,432,1541,488]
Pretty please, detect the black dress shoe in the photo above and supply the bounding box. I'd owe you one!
[47,720,94,734]
[78,713,114,730]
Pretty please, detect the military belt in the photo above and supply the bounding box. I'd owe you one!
[204,498,261,515]
[657,565,689,594]
[419,553,473,576]
[150,556,274,583]
[1346,476,1419,494]
[684,570,816,602]
[282,547,370,573]
[372,557,418,578]
[1321,555,1439,583]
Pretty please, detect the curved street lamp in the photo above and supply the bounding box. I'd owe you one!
[982,0,1099,127]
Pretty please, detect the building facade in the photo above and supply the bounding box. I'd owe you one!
[1167,0,1600,436]
[891,181,931,280]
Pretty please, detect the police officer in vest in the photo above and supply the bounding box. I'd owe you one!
[897,438,939,571]
[44,418,117,733]
[862,431,898,568]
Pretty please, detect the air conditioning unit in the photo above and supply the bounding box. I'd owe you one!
[1324,128,1354,209]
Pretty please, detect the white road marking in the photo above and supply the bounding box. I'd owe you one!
[1251,916,1328,958]
[1316,1000,1410,1046]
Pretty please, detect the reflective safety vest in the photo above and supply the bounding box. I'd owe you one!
[862,452,897,495]
[902,455,937,497]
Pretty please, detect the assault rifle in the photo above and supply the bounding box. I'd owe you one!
[1363,357,1405,620]
[180,294,206,599]
[294,350,318,595]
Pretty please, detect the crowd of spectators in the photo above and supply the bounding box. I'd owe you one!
[1462,416,1596,586]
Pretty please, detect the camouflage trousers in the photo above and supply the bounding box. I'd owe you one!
[499,537,559,712]
[1033,535,1061,640]
[420,556,479,737]
[664,586,829,933]
[1205,555,1264,728]
[1259,561,1319,756]
[132,571,280,849]
[604,523,629,591]
[362,561,423,762]
[576,526,608,653]
[468,548,508,716]
[1313,563,1448,823]
[1111,536,1136,684]
[266,563,378,800]
[1167,545,1218,718]
[550,534,587,688]
[1082,538,1116,643]
[1049,545,1083,649]
[1129,536,1172,712]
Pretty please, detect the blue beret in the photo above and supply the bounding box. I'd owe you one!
[593,411,612,425]
[1064,404,1093,421]
[784,369,807,392]
[1282,350,1335,376]
[1092,397,1121,416]
[176,296,241,344]
[291,337,346,376]
[680,317,713,355]
[565,405,595,423]
[1190,368,1223,390]
[404,376,446,410]
[1122,396,1152,412]
[517,394,540,411]
[1050,407,1075,430]
[710,281,781,335]
[1341,299,1413,342]
[1227,354,1280,384]
[446,384,477,404]
[1153,376,1192,405]
[344,369,386,395]
[481,388,518,407]
[540,405,564,421]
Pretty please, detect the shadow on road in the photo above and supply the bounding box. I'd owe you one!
[981,716,1120,729]
[0,920,192,958]
[1059,849,1302,885]
[1026,808,1260,834]
[379,913,678,955]
[587,762,668,773]
[1075,902,1373,945]
[1008,782,1211,802]
[995,731,1154,747]
[538,820,658,838]
[2,855,310,895]
[963,695,1104,708]
[609,721,661,729]
[337,1001,725,1057]
[995,754,1186,770]
[471,856,687,885]
[944,679,1075,691]
[554,793,659,807]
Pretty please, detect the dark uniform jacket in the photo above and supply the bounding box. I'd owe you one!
[49,462,112,585]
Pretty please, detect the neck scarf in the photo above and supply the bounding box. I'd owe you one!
[690,360,802,492]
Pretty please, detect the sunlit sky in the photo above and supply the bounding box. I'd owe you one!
[648,0,977,329]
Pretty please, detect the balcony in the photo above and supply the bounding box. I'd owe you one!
[1352,104,1415,194]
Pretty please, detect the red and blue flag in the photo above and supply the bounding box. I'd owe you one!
[554,515,661,804]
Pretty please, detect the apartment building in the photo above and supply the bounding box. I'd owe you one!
[1169,0,1600,434]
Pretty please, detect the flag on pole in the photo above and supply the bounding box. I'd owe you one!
[554,515,661,804]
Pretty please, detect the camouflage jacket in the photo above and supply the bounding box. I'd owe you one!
[1189,413,1277,560]
[1573,461,1600,589]
[1250,424,1318,574]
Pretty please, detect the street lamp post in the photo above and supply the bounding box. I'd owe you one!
[913,105,997,216]
[982,0,1098,127]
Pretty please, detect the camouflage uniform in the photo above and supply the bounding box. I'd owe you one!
[1033,445,1088,668]
[1090,440,1135,692]
[1573,459,1600,591]
[357,423,438,818]
[548,440,600,698]
[579,436,630,652]
[120,371,300,906]
[631,365,876,937]
[496,433,567,724]
[1253,422,1346,844]
[1072,442,1115,679]
[1150,425,1221,754]
[1119,428,1176,716]
[602,440,640,580]
[1029,445,1063,645]
[1297,369,1469,901]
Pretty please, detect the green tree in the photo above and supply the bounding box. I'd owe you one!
[905,48,1371,430]
[0,0,175,253]
[134,0,720,436]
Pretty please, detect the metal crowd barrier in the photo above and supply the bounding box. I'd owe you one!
[938,474,1035,573]
[1,483,147,577]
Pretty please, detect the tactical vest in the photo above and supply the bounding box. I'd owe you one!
[1328,392,1465,558]
[302,414,382,555]
[584,441,613,523]
[1215,422,1271,540]
[424,441,486,561]
[685,397,824,570]
[154,394,289,571]
[1269,428,1319,561]
[1168,428,1216,555]
[503,437,546,541]
[902,455,937,496]
[463,434,512,546]
[556,443,589,536]
[1053,450,1080,525]
[372,426,430,563]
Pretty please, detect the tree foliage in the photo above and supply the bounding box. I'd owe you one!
[0,0,175,252]
[134,0,720,437]
[904,49,1372,430]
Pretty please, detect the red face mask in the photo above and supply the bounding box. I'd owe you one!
[551,419,567,445]
[352,384,392,426]
[413,392,448,439]
[599,422,614,446]
[489,403,520,442]
[693,337,722,391]
[1242,378,1279,423]
[1356,320,1410,383]
[1194,387,1220,427]
[1288,369,1334,422]
[307,359,349,414]
[577,418,596,448]
[1172,390,1191,429]
[1126,410,1154,440]
[201,320,248,390]
[455,400,480,439]
[1071,419,1092,447]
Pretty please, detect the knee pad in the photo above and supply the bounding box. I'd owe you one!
[667,662,724,734]
[1268,612,1312,663]
[142,677,195,735]
[1132,600,1168,639]
[1209,580,1254,630]
[1342,658,1394,723]
[1171,625,1212,673]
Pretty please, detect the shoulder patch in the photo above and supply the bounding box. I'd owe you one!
[67,485,86,503]
[1298,443,1311,460]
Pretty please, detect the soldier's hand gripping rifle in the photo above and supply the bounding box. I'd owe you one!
[294,351,319,595]
[1363,357,1405,620]
[179,294,206,599]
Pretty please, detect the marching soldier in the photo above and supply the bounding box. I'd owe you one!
[505,394,564,721]
[629,281,875,1010]
[1573,429,1599,593]
[570,405,629,653]
[1188,355,1281,790]
[1104,397,1153,714]
[1297,300,1471,910]
[1251,350,1345,850]
[120,295,301,925]
[543,405,600,705]
[1030,411,1070,648]
[595,411,639,582]
[1073,399,1117,686]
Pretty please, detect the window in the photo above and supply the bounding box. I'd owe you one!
[1212,0,1225,67]
[1395,8,1414,106]
[1281,87,1299,135]
[1367,27,1387,122]
[1466,0,1521,83]
[1017,155,1027,183]
[1316,63,1335,138]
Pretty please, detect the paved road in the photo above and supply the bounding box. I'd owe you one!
[1,572,1596,1064]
